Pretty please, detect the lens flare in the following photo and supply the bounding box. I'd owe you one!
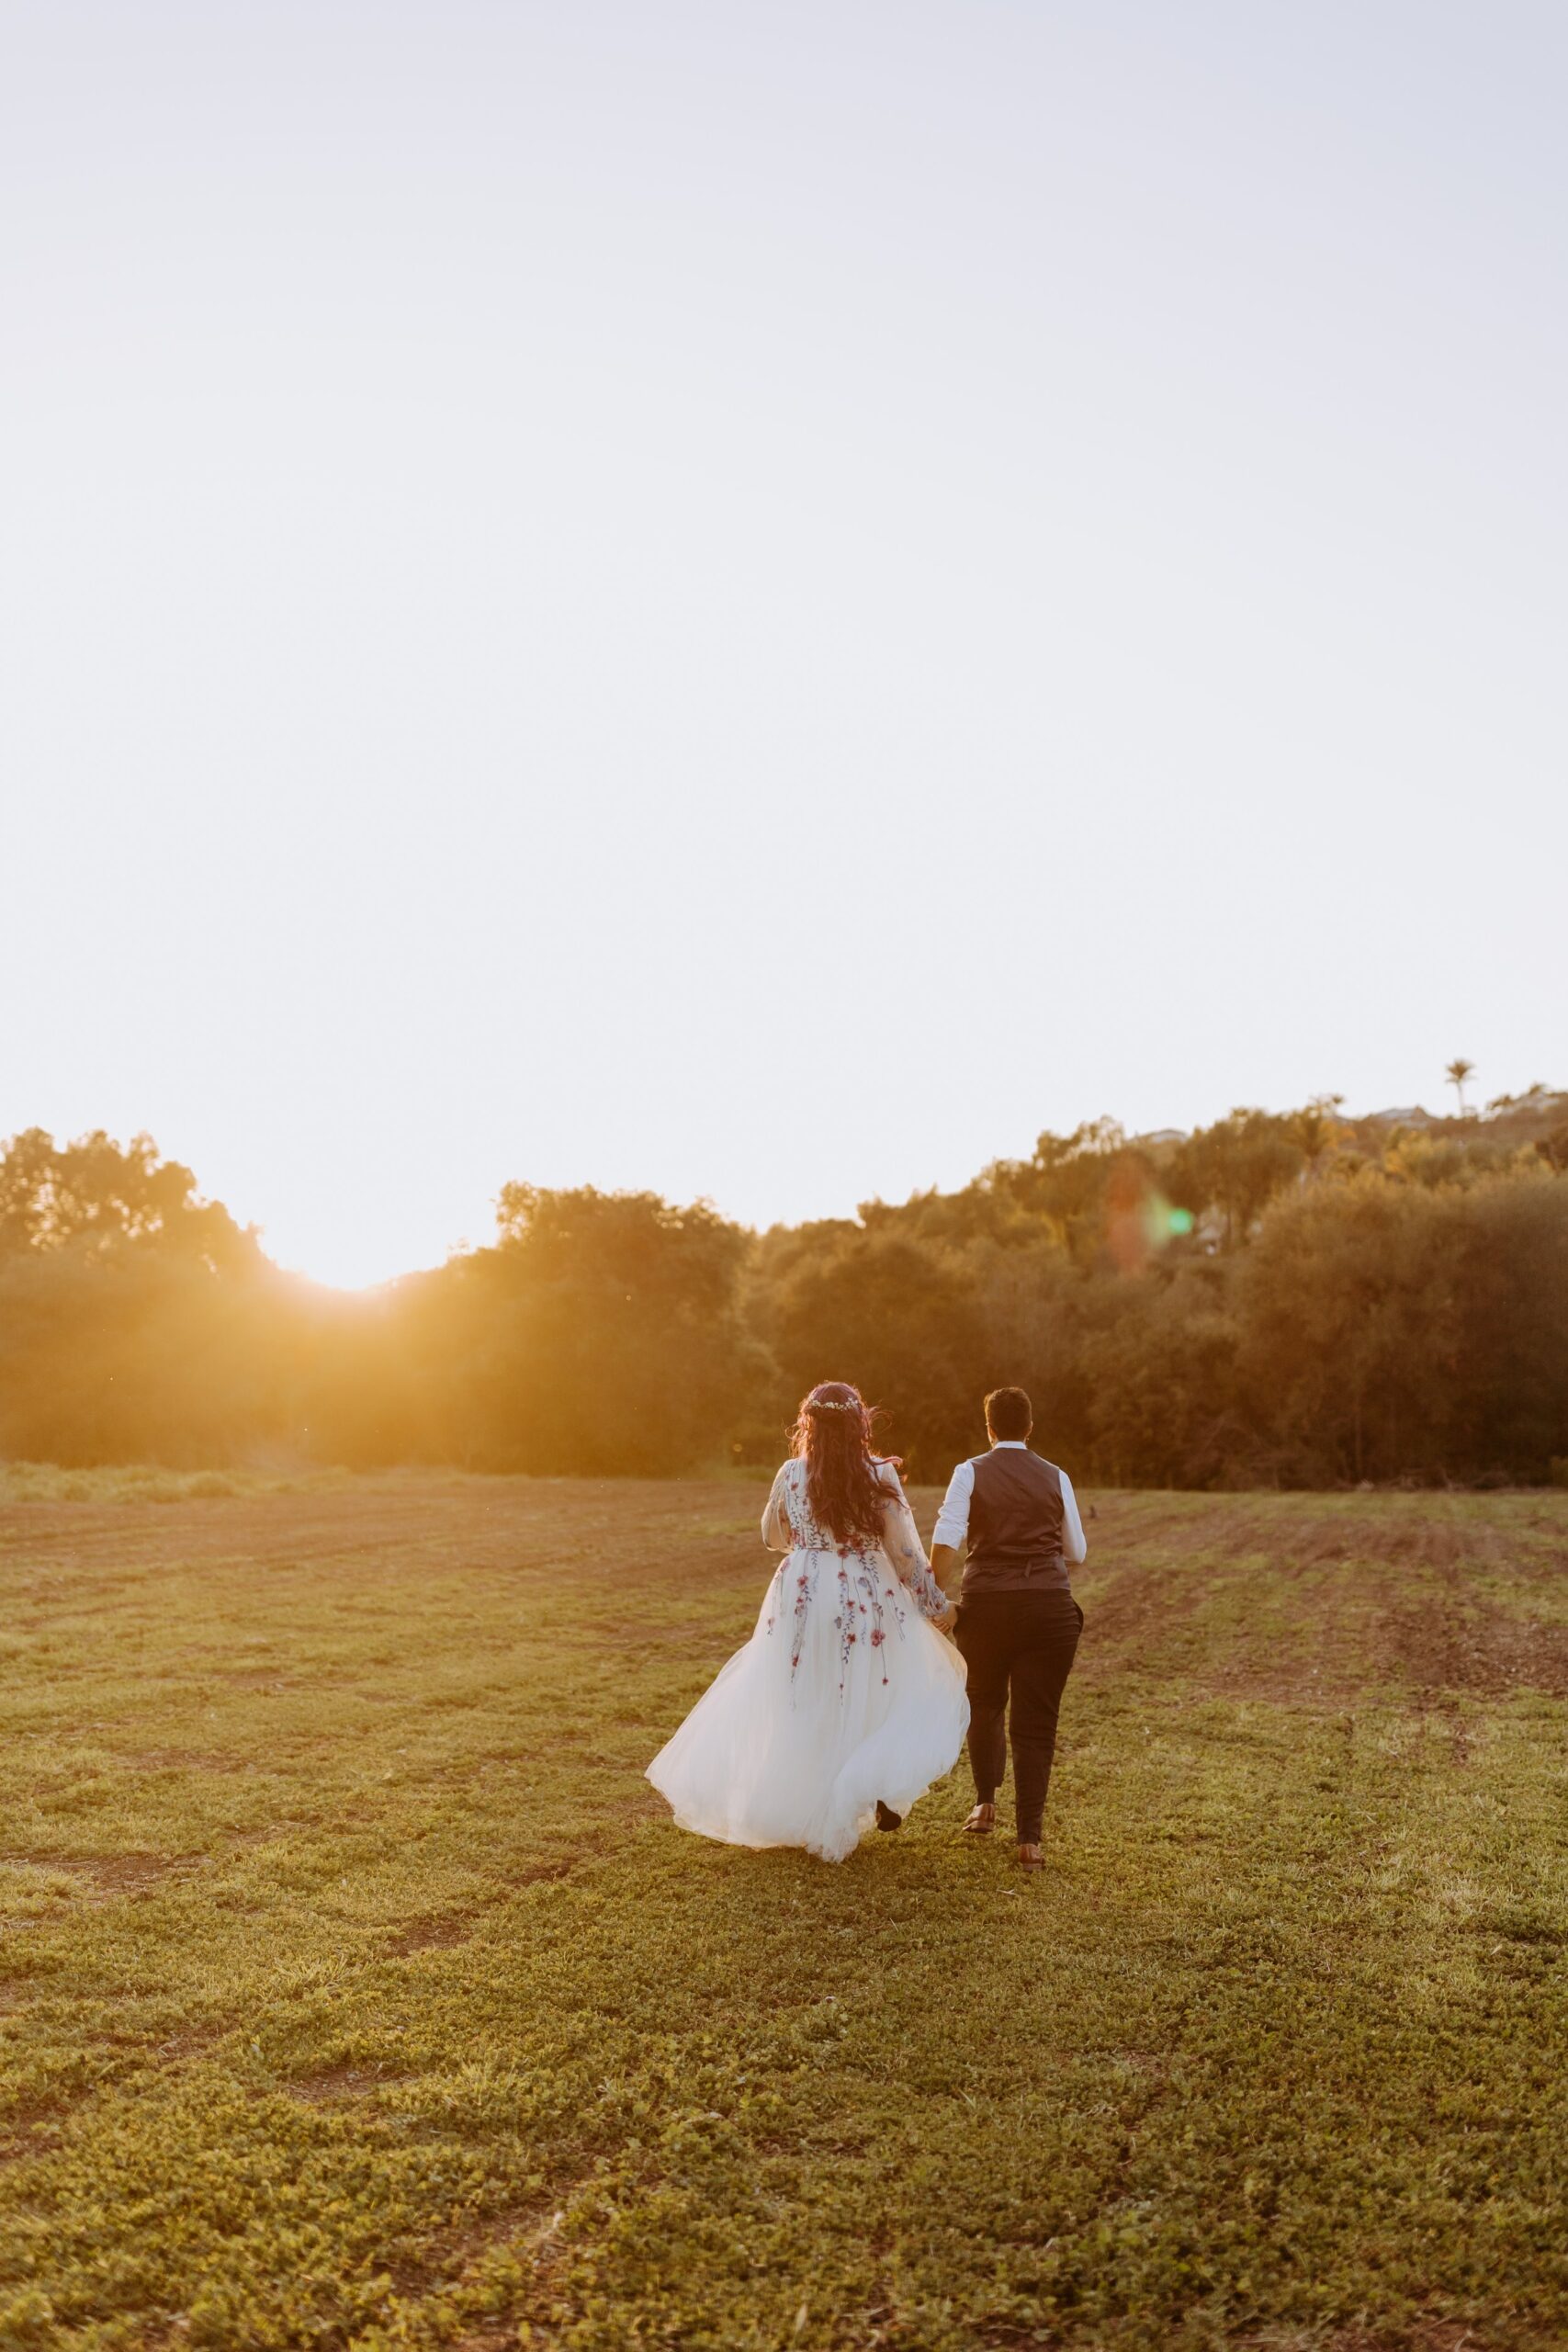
[1106,1170,1197,1272]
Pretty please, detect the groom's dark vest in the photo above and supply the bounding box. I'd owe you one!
[961,1448,1070,1598]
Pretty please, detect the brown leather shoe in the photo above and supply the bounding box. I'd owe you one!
[1017,1842,1045,1872]
[963,1803,996,1836]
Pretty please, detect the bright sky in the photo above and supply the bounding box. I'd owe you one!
[5,3,1564,1288]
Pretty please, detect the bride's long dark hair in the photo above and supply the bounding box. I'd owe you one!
[789,1380,897,1549]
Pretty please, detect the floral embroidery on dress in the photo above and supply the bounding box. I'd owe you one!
[852,1556,891,1685]
[829,1555,887,1690]
[762,1459,944,1697]
[791,1564,813,1673]
[781,1457,867,1558]
[880,1490,950,1621]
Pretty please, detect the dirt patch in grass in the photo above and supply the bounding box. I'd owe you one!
[1071,1555,1212,1652]
[1072,1494,1568,1707]
[1,1848,180,1896]
[1383,1592,1568,1697]
[0,2109,71,2165]
[0,1471,781,1598]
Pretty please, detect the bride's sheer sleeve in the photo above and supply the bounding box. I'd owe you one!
[761,1464,793,1553]
[876,1464,951,1621]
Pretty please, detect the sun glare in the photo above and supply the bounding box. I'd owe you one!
[265,1224,424,1295]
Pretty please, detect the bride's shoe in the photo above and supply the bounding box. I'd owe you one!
[874,1800,903,1831]
[1016,1842,1045,1871]
[962,1803,996,1835]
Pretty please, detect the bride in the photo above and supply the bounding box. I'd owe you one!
[647,1382,970,1862]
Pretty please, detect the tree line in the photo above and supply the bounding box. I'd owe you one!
[3,1092,1567,1488]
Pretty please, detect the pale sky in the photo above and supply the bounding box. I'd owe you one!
[5,2,1564,1287]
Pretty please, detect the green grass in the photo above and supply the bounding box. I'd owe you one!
[2,1477,1566,2350]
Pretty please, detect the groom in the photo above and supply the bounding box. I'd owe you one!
[929,1387,1087,1874]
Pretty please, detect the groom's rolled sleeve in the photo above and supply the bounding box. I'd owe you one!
[1061,1473,1088,1565]
[931,1459,975,1552]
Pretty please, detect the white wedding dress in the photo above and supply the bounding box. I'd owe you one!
[647,1458,970,1862]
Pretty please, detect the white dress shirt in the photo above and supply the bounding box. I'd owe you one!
[932,1441,1088,1563]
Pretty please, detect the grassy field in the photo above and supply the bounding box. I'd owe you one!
[2,1474,1566,2351]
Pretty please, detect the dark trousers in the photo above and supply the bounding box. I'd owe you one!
[954,1589,1082,1843]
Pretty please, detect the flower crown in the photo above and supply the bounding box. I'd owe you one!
[806,1396,861,1413]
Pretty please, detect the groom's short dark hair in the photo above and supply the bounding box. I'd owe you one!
[985,1386,1032,1442]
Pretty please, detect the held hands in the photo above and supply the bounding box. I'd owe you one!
[935,1602,959,1636]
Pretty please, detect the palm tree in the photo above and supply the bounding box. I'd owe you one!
[1446,1057,1475,1116]
[1294,1095,1346,1170]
